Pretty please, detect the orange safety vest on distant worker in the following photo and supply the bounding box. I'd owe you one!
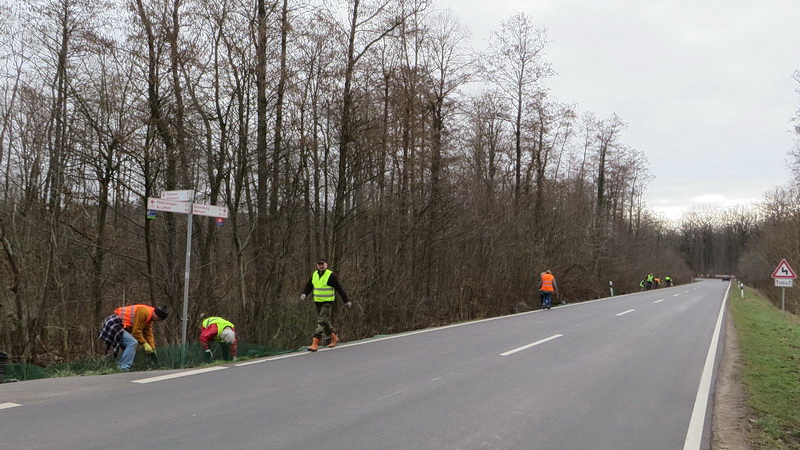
[540,273,555,292]
[114,304,155,328]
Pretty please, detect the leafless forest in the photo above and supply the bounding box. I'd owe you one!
[0,0,797,365]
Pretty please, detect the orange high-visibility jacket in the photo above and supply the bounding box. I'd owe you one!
[540,273,556,292]
[114,304,156,347]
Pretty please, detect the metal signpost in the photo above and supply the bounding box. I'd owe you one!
[146,190,229,366]
[770,259,796,312]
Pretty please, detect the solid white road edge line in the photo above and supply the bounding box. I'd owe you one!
[683,282,729,450]
[0,402,22,410]
[500,334,563,356]
[616,309,635,316]
[131,366,228,384]
[235,351,313,366]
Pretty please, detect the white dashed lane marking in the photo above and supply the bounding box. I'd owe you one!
[500,334,563,356]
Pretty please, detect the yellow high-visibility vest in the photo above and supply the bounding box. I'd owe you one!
[202,317,235,342]
[312,270,335,302]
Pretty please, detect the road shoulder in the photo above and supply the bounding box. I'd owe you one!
[712,310,751,449]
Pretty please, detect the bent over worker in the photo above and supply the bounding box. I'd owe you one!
[199,316,237,362]
[539,270,557,310]
[99,304,168,371]
[300,259,352,351]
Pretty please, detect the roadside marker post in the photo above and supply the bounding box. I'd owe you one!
[146,190,229,366]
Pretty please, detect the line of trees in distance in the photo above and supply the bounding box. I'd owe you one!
[0,0,796,365]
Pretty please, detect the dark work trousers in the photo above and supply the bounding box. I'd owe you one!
[313,302,335,339]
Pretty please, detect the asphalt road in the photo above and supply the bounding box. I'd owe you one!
[0,279,729,450]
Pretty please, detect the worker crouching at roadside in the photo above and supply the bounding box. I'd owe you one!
[99,304,168,371]
[199,317,237,362]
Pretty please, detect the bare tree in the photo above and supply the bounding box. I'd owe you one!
[423,10,470,215]
[69,28,142,332]
[593,114,625,219]
[790,71,800,185]
[331,0,419,265]
[460,91,510,211]
[481,12,552,212]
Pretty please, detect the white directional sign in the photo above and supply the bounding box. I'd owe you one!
[192,203,229,218]
[147,197,191,214]
[145,189,227,367]
[775,279,793,288]
[161,189,195,202]
[771,259,797,279]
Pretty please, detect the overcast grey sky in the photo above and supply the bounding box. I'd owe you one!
[435,0,800,220]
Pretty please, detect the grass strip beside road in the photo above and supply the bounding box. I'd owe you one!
[729,288,800,449]
[3,342,289,381]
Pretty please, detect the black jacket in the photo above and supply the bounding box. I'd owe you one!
[302,270,350,303]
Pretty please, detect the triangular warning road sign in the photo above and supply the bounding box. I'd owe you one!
[771,259,797,278]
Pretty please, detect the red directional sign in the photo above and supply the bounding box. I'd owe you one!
[771,259,797,279]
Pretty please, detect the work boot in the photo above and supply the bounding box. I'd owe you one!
[307,337,320,352]
[327,332,339,348]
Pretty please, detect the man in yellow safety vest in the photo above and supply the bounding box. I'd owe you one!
[300,259,352,351]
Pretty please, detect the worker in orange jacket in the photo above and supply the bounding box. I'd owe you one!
[114,304,168,371]
[539,270,558,310]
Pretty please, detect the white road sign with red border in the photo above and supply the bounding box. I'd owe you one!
[771,259,797,279]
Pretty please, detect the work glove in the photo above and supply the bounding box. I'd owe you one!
[345,302,352,309]
[143,343,154,354]
[204,349,213,362]
[300,294,306,301]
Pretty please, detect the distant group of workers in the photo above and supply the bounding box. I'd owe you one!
[639,273,673,291]
[98,259,352,371]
